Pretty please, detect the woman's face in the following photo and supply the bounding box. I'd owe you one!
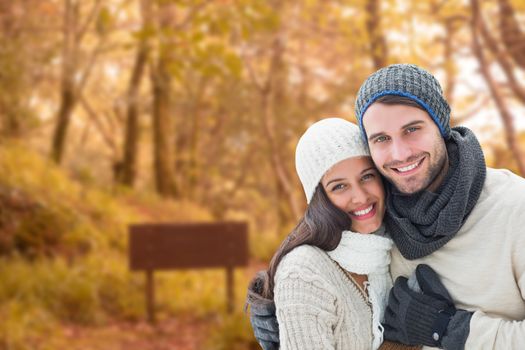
[321,156,385,234]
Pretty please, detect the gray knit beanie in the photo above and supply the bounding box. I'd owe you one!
[295,118,369,203]
[355,64,451,140]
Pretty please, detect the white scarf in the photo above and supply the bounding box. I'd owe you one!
[327,226,393,350]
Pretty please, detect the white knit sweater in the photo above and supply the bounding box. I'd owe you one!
[274,230,393,350]
[390,168,525,349]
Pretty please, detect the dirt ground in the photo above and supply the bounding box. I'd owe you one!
[61,315,213,350]
[45,261,267,350]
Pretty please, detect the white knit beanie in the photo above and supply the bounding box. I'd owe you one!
[295,118,370,203]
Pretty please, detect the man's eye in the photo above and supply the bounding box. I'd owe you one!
[374,135,388,143]
[406,127,419,133]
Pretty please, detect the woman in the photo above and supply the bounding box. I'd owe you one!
[247,118,416,349]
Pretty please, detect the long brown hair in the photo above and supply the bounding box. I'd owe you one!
[260,184,352,299]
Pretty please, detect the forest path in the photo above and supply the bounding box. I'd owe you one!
[61,315,212,350]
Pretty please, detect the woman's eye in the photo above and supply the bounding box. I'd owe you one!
[362,173,374,181]
[331,183,345,191]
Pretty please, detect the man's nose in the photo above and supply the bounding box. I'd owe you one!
[391,138,411,161]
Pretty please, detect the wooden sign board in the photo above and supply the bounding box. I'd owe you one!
[129,221,248,270]
[128,221,249,322]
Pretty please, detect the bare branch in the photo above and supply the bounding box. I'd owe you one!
[451,95,491,126]
[76,0,103,43]
[175,0,213,31]
[498,0,525,69]
[471,0,525,175]
[76,38,105,96]
[241,51,265,93]
[476,2,525,104]
[79,94,118,154]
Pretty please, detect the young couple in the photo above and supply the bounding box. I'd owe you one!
[247,64,525,350]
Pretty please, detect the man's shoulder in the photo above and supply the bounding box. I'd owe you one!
[480,167,525,205]
[487,166,525,179]
[485,167,525,189]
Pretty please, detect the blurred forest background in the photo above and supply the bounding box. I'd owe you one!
[1,0,525,349]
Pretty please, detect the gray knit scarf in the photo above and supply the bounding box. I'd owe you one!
[385,127,486,260]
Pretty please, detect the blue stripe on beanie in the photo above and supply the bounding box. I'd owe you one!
[355,64,451,141]
[357,90,447,140]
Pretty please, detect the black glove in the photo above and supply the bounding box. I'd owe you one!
[384,264,472,349]
[246,271,280,350]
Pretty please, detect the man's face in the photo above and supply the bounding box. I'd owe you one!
[362,103,448,194]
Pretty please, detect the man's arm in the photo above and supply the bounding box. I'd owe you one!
[464,312,525,349]
[246,271,280,350]
[383,265,472,350]
[385,262,525,350]
[463,240,525,349]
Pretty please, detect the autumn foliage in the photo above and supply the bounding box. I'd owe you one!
[0,0,524,349]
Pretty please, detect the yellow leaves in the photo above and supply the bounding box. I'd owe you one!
[96,6,114,37]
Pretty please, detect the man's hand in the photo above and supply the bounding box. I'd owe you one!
[383,264,472,349]
[246,271,280,350]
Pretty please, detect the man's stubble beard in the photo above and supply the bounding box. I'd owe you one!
[380,139,448,195]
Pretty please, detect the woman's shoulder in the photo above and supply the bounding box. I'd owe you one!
[281,244,329,265]
[276,245,335,279]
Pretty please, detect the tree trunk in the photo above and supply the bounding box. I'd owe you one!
[151,59,177,197]
[471,0,525,176]
[174,77,205,199]
[187,100,201,199]
[51,0,103,164]
[365,0,388,70]
[260,37,301,223]
[51,0,77,164]
[119,0,151,186]
[150,3,177,197]
[443,19,457,108]
[0,2,24,138]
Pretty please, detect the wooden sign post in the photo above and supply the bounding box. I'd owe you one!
[128,221,248,323]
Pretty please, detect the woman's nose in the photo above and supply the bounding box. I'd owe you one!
[350,185,368,204]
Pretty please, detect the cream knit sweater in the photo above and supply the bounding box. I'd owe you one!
[390,168,525,349]
[274,231,393,350]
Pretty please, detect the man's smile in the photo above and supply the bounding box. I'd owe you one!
[388,156,426,176]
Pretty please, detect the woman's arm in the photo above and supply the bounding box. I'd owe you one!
[274,267,338,350]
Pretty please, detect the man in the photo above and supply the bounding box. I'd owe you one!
[248,64,525,349]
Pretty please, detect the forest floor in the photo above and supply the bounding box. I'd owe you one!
[60,316,211,350]
[51,261,267,350]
